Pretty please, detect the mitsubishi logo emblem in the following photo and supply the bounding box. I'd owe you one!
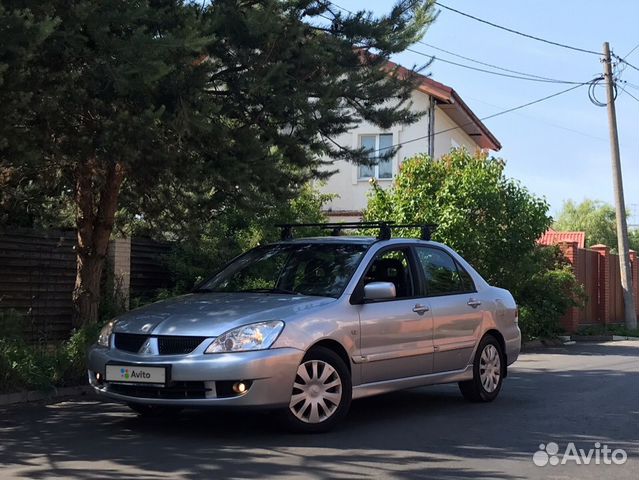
[138,338,155,355]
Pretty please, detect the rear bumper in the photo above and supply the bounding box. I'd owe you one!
[87,345,304,407]
[505,326,522,366]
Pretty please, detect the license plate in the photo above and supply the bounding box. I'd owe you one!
[105,365,166,385]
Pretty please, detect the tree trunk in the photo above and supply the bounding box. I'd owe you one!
[72,160,125,327]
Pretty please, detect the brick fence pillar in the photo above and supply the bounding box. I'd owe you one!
[558,241,580,332]
[590,244,610,325]
[107,238,131,309]
[630,250,639,316]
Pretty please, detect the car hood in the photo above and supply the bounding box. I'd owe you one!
[113,292,336,337]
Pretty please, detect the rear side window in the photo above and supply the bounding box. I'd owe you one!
[456,260,476,293]
[415,247,474,296]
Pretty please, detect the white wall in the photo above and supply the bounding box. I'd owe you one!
[432,107,479,159]
[318,90,481,215]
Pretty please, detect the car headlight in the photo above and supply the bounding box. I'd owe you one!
[97,321,116,347]
[205,321,284,353]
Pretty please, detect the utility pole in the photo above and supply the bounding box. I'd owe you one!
[602,41,637,329]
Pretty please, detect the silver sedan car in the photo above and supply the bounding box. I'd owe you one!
[88,233,521,432]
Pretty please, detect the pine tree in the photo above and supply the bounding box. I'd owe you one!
[0,0,436,325]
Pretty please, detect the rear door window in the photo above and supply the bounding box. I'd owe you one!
[415,247,470,296]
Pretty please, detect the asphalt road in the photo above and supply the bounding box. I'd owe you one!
[1,341,637,480]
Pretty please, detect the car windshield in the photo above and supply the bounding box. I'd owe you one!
[198,243,369,298]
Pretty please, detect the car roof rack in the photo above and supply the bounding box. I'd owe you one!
[275,222,437,242]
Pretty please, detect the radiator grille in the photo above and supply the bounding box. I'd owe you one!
[157,336,206,355]
[114,333,147,353]
[113,333,207,355]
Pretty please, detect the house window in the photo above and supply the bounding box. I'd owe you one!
[358,133,393,180]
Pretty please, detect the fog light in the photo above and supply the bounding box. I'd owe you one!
[232,381,247,394]
[96,372,103,383]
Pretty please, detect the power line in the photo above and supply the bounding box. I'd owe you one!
[327,1,591,85]
[367,80,593,153]
[406,47,586,84]
[434,2,600,56]
[465,95,611,143]
[615,56,639,73]
[620,85,639,103]
[416,41,582,83]
[623,42,639,59]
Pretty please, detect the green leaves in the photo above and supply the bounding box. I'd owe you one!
[2,0,438,235]
[365,149,552,285]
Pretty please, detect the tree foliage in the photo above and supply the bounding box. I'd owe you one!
[0,0,437,325]
[365,150,551,287]
[147,183,336,298]
[364,149,582,339]
[554,199,639,252]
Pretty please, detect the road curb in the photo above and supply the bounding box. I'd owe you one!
[0,385,92,407]
[521,338,567,351]
[570,335,639,342]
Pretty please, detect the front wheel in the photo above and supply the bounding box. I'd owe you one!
[458,334,505,402]
[280,346,352,433]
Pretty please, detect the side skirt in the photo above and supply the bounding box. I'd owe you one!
[352,365,474,400]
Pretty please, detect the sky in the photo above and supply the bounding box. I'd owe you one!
[335,0,639,222]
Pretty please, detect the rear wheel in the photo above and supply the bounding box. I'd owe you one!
[127,403,183,417]
[458,334,504,402]
[280,346,352,433]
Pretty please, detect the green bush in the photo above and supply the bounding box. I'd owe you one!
[576,324,639,337]
[515,247,585,340]
[518,267,580,340]
[0,310,102,394]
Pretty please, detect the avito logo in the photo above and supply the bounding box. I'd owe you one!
[533,442,627,466]
[119,368,151,380]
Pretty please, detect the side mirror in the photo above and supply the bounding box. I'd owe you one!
[363,281,396,301]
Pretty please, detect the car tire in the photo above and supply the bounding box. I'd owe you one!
[458,334,505,403]
[127,403,183,417]
[280,346,352,433]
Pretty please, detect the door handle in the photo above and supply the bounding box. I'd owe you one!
[467,298,482,308]
[412,304,430,314]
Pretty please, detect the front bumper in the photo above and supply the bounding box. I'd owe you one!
[87,345,304,407]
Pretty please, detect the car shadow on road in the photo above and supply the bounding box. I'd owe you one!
[1,359,637,479]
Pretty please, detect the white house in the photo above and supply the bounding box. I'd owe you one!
[319,61,501,222]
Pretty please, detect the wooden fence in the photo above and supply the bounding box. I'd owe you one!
[0,230,77,342]
[130,237,173,301]
[560,242,639,332]
[0,229,173,342]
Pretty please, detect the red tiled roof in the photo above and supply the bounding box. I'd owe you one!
[538,228,586,248]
